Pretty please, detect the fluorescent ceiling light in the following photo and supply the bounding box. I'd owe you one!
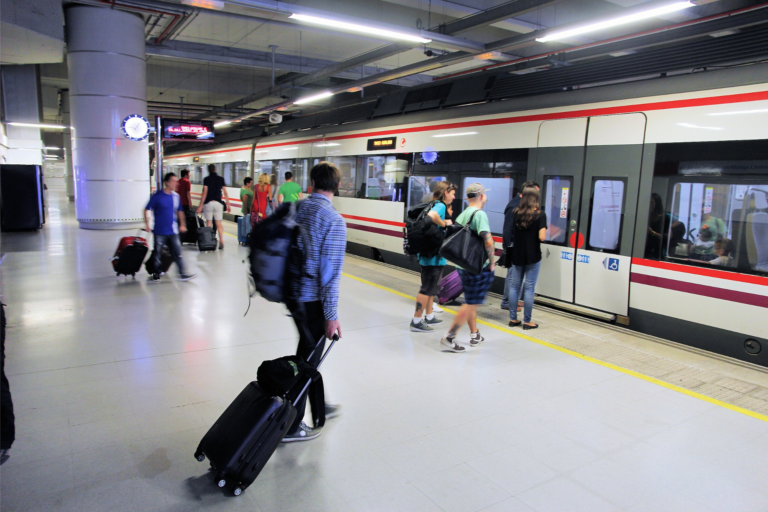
[148,142,155,146]
[535,1,694,43]
[677,122,723,130]
[293,91,334,105]
[214,121,232,128]
[314,143,340,147]
[432,131,479,138]
[44,146,61,150]
[281,147,299,150]
[289,13,431,44]
[708,108,768,116]
[181,0,224,9]
[7,122,69,129]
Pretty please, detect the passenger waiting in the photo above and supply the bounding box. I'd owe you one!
[507,186,547,330]
[240,177,254,216]
[277,171,303,204]
[253,173,273,223]
[196,163,231,250]
[645,192,685,259]
[176,169,192,214]
[501,180,540,312]
[410,182,456,333]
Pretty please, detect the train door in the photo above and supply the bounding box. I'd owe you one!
[574,114,646,316]
[535,118,588,303]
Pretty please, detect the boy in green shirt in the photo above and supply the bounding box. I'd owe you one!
[440,183,496,353]
[240,177,254,215]
[278,172,303,204]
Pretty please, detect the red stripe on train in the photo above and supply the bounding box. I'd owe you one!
[632,258,768,287]
[630,273,768,308]
[341,214,405,227]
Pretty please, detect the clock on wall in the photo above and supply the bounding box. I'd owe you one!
[121,114,151,141]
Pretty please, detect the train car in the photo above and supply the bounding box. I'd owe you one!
[165,67,768,367]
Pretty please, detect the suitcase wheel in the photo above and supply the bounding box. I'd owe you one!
[233,487,243,497]
[216,476,226,488]
[194,451,205,462]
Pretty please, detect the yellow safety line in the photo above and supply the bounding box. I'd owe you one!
[342,272,768,423]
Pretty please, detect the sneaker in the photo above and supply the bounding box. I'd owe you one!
[410,319,435,333]
[469,331,485,347]
[179,273,197,281]
[282,421,321,443]
[440,337,466,353]
[218,242,224,250]
[424,316,444,326]
[325,403,341,420]
[150,273,161,282]
[432,304,444,313]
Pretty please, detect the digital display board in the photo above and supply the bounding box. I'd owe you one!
[162,119,215,141]
[367,136,397,151]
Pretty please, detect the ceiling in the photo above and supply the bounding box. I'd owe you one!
[22,0,767,133]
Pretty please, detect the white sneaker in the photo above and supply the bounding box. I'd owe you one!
[440,337,466,353]
[432,304,444,313]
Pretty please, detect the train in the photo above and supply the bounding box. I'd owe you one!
[164,66,768,367]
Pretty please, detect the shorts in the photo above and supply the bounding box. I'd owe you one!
[419,265,444,296]
[203,201,223,221]
[458,266,495,305]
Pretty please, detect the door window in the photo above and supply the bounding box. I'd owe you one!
[543,177,571,245]
[462,177,515,234]
[408,176,446,209]
[588,179,625,252]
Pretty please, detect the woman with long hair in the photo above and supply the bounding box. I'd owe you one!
[507,186,547,330]
[253,173,273,222]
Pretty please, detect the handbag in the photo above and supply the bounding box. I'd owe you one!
[439,210,486,275]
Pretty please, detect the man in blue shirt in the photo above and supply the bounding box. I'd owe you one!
[144,173,196,282]
[282,162,345,443]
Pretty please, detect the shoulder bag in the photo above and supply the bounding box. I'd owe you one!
[439,210,486,275]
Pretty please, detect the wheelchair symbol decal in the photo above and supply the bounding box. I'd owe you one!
[603,258,620,271]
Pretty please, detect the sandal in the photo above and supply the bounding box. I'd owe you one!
[523,323,539,330]
[509,320,522,327]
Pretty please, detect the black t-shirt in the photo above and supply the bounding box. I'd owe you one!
[511,210,547,266]
[203,174,225,203]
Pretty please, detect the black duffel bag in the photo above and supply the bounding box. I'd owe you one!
[439,210,486,275]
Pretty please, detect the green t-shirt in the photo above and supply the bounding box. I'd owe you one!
[278,181,302,203]
[240,187,254,215]
[454,206,492,268]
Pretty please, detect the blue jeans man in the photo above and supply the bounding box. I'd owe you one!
[507,261,541,325]
[152,233,188,277]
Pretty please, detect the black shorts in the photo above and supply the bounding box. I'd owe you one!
[419,265,444,296]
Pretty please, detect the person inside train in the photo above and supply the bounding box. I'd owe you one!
[501,180,539,312]
[706,238,735,267]
[410,182,456,333]
[421,179,440,203]
[253,173,273,222]
[278,171,303,204]
[507,185,547,330]
[176,169,192,214]
[240,177,254,217]
[196,163,231,250]
[440,183,496,353]
[645,192,686,259]
[691,212,727,260]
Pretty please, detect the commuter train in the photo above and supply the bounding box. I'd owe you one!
[165,68,768,367]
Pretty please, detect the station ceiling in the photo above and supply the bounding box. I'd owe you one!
[27,0,768,136]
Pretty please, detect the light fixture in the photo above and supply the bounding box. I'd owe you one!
[293,91,334,105]
[181,0,224,9]
[474,52,505,61]
[314,142,340,147]
[289,13,432,44]
[7,122,69,129]
[44,146,61,150]
[214,121,232,128]
[535,1,694,43]
[148,142,155,146]
[280,147,299,151]
[708,108,768,116]
[677,122,723,130]
[432,131,479,138]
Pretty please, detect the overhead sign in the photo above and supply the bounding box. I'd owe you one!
[162,119,215,141]
[367,136,397,151]
[121,114,151,141]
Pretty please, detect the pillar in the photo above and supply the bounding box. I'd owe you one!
[60,89,75,201]
[65,5,149,230]
[1,65,44,166]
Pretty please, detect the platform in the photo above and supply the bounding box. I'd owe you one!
[2,180,768,512]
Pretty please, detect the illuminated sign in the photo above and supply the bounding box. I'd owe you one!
[367,137,397,151]
[193,157,200,163]
[162,119,215,141]
[121,114,150,141]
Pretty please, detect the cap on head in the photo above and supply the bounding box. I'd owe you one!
[466,182,490,198]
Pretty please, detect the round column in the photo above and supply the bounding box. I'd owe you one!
[60,89,75,202]
[65,6,149,230]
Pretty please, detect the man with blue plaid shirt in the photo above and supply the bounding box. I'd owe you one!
[282,162,346,443]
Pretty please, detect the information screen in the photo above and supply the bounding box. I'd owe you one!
[367,137,397,151]
[162,119,215,141]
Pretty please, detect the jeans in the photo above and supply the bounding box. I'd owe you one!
[286,300,326,434]
[153,233,186,276]
[502,268,524,309]
[508,260,541,323]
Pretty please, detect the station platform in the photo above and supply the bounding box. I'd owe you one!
[2,180,768,512]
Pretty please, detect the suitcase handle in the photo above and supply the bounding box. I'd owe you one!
[293,334,337,407]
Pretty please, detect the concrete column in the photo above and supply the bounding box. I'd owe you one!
[65,5,149,230]
[59,89,75,201]
[1,65,44,165]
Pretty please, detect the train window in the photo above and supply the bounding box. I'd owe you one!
[666,182,768,274]
[234,162,248,186]
[543,176,572,245]
[587,179,626,252]
[408,176,447,209]
[462,176,515,234]
[222,163,234,186]
[296,159,310,192]
[326,156,359,197]
[413,150,494,174]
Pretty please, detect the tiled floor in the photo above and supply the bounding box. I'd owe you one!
[2,180,768,511]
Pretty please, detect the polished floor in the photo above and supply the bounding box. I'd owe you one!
[2,180,768,512]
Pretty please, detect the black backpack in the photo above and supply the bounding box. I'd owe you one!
[247,201,304,304]
[404,201,444,258]
[256,354,326,428]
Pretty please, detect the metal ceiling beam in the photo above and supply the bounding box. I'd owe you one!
[440,0,565,35]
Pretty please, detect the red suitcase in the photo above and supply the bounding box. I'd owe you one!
[112,235,148,277]
[437,270,463,305]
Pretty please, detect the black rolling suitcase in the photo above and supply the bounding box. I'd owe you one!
[144,245,173,275]
[197,226,217,251]
[182,212,202,244]
[194,335,336,496]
